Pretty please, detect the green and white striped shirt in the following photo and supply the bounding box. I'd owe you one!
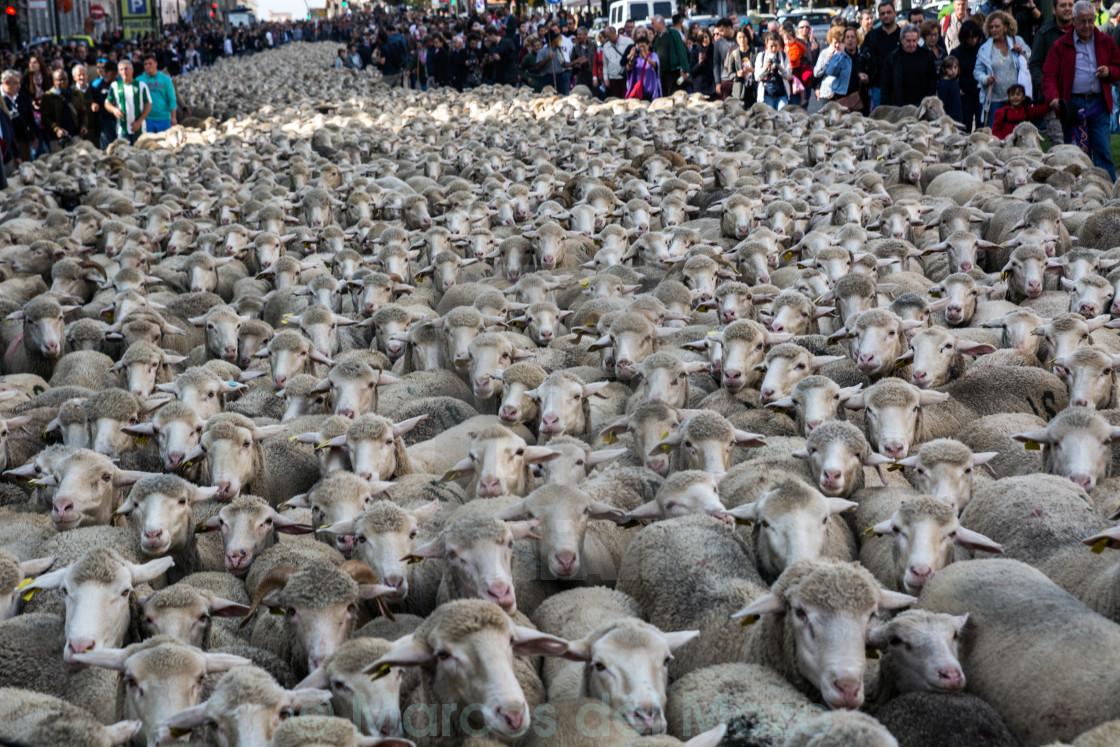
[106,79,151,138]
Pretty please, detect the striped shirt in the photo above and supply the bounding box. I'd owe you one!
[106,79,151,138]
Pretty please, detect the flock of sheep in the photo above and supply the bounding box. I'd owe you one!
[6,38,1120,747]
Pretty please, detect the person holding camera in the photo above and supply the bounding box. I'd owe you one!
[754,31,793,109]
[41,69,86,153]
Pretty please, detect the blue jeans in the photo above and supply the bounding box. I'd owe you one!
[764,94,788,110]
[546,70,570,95]
[1112,84,1120,133]
[145,118,171,133]
[986,99,1007,129]
[1065,94,1116,181]
[29,132,49,161]
[869,86,881,111]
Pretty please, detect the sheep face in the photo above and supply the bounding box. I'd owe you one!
[907,328,995,389]
[497,485,625,580]
[206,497,311,576]
[117,477,217,558]
[1014,407,1120,491]
[846,381,947,461]
[1056,348,1120,410]
[531,375,606,437]
[196,308,244,363]
[758,347,842,405]
[451,428,559,499]
[467,336,525,400]
[497,376,540,428]
[794,423,874,498]
[41,451,143,530]
[1066,276,1114,320]
[869,611,969,695]
[76,642,248,745]
[194,419,284,499]
[895,442,995,509]
[340,502,438,602]
[325,363,390,421]
[25,551,172,663]
[732,481,855,580]
[732,561,915,710]
[848,312,910,378]
[872,498,1001,594]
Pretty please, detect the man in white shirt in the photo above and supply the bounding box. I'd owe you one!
[601,26,634,99]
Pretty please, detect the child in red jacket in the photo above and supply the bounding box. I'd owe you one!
[992,84,1050,140]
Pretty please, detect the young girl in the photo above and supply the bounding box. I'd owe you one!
[754,31,792,110]
[992,83,1049,140]
[938,56,964,126]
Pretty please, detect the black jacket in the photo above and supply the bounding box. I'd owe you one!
[2,89,33,142]
[1029,17,1070,96]
[860,25,900,87]
[880,45,938,106]
[689,43,716,95]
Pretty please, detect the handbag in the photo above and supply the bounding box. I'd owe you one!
[791,75,805,95]
[626,59,646,99]
[835,90,863,112]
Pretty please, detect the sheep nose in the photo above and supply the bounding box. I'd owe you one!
[768,322,785,333]
[226,550,248,571]
[722,311,738,323]
[383,574,404,590]
[540,414,560,433]
[1080,304,1097,317]
[190,286,204,293]
[629,707,662,734]
[723,369,742,385]
[166,452,184,469]
[143,529,164,543]
[821,469,842,485]
[42,341,59,356]
[553,550,576,576]
[539,329,553,341]
[485,581,512,606]
[479,477,502,496]
[216,481,233,497]
[363,303,375,314]
[1026,281,1042,294]
[938,667,964,690]
[806,420,823,432]
[1071,474,1093,490]
[1072,398,1090,408]
[499,405,520,422]
[498,704,525,732]
[912,371,928,385]
[68,638,95,656]
[960,261,972,271]
[830,675,863,707]
[908,564,933,584]
[760,388,777,403]
[883,443,907,459]
[222,348,236,360]
[274,375,288,388]
[336,535,355,553]
[337,408,355,420]
[53,499,74,519]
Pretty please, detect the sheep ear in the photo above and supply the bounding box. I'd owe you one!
[684,724,728,747]
[377,371,403,386]
[309,350,334,366]
[893,455,920,468]
[162,705,209,733]
[280,493,311,510]
[208,597,252,617]
[283,688,333,712]
[732,429,766,448]
[128,557,175,586]
[251,424,287,441]
[971,451,999,466]
[917,390,950,406]
[841,392,866,410]
[726,503,758,524]
[19,555,55,578]
[1012,429,1053,446]
[296,666,330,690]
[627,500,664,521]
[586,447,627,466]
[871,518,894,536]
[495,501,531,522]
[507,518,543,541]
[867,622,891,651]
[662,629,701,652]
[71,647,130,671]
[114,470,150,487]
[511,626,572,658]
[120,422,157,437]
[582,381,611,399]
[441,457,475,481]
[588,501,628,525]
[104,720,143,744]
[410,500,441,524]
[523,446,562,464]
[878,588,917,611]
[862,452,894,467]
[392,415,427,438]
[367,635,433,672]
[956,340,996,355]
[599,417,629,442]
[953,527,1003,553]
[809,354,844,370]
[826,498,858,515]
[587,334,613,352]
[731,593,786,621]
[202,652,252,673]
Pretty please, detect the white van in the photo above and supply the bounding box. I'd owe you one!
[608,0,677,29]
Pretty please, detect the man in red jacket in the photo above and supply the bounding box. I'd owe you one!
[1043,0,1120,179]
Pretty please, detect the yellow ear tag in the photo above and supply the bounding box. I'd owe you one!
[886,464,904,472]
[1090,538,1110,554]
[1023,440,1041,451]
[813,295,824,305]
[579,278,590,288]
[133,435,149,447]
[862,525,876,536]
[183,461,193,469]
[782,251,794,262]
[621,519,642,529]
[707,330,718,336]
[894,358,908,370]
[602,432,620,445]
[999,271,1009,282]
[738,614,760,627]
[696,305,709,313]
[866,646,881,660]
[104,311,114,323]
[929,290,941,298]
[445,470,461,481]
[194,521,212,534]
[28,478,40,485]
[16,577,36,601]
[659,443,672,454]
[660,430,670,440]
[734,517,752,526]
[406,555,424,564]
[826,336,838,346]
[370,663,392,681]
[289,435,299,442]
[315,441,330,451]
[168,728,192,738]
[416,274,424,283]
[268,607,285,616]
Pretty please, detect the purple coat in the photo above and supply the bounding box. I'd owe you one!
[627,52,662,99]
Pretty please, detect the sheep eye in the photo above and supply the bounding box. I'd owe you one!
[208,392,215,398]
[243,441,251,448]
[409,530,417,539]
[102,473,111,482]
[794,607,807,621]
[515,447,525,456]
[437,651,452,660]
[889,636,903,647]
[178,498,187,506]
[593,662,606,671]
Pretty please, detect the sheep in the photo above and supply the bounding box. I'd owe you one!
[0,687,142,747]
[441,423,561,499]
[285,471,392,555]
[0,549,54,620]
[1054,347,1120,410]
[869,692,1018,747]
[160,665,333,745]
[115,474,223,581]
[918,558,1120,744]
[138,573,251,649]
[725,477,858,582]
[531,586,699,736]
[71,637,250,746]
[525,369,616,440]
[1010,407,1120,491]
[364,599,578,744]
[764,376,863,437]
[903,326,997,388]
[891,438,998,509]
[294,637,407,739]
[757,344,846,406]
[32,448,148,530]
[315,413,424,483]
[186,412,318,503]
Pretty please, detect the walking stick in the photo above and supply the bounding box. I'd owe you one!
[982,82,993,127]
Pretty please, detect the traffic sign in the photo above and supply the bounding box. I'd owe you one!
[474,0,483,11]
[89,3,104,19]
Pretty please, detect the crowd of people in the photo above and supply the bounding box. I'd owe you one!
[0,1,1115,182]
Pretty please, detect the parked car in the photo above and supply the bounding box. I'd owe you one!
[776,9,834,41]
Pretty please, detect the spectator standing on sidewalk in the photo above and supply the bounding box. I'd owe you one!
[136,54,176,133]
